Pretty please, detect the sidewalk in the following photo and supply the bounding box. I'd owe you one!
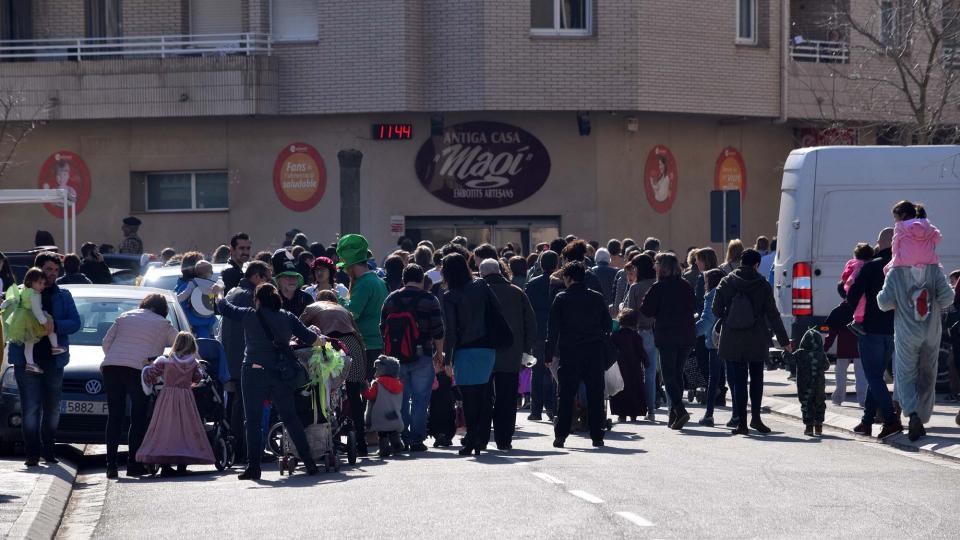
[0,452,79,540]
[761,366,960,462]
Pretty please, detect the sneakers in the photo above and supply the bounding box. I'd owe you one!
[409,442,428,452]
[877,421,903,440]
[726,416,740,428]
[527,413,543,421]
[552,438,565,449]
[591,439,604,447]
[907,414,926,442]
[749,418,771,434]
[731,420,749,435]
[496,442,513,451]
[105,465,118,479]
[670,410,690,430]
[698,416,714,427]
[645,412,656,422]
[852,422,873,436]
[237,467,261,481]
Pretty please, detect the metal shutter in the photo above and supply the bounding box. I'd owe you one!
[190,0,243,35]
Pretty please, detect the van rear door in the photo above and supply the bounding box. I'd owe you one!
[774,150,816,337]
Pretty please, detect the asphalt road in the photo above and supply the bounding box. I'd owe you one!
[55,410,960,539]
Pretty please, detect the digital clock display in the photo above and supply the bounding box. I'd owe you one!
[372,123,413,140]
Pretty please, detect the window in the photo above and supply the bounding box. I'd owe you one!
[136,171,229,212]
[272,0,319,42]
[736,0,758,45]
[880,0,902,48]
[530,0,591,36]
[85,0,122,38]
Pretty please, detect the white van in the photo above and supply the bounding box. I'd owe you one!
[774,145,960,342]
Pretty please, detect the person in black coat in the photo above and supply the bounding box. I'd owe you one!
[524,250,559,420]
[545,262,612,448]
[56,254,92,285]
[79,242,113,285]
[639,253,697,431]
[712,249,792,435]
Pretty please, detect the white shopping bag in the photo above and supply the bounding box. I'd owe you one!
[604,362,624,398]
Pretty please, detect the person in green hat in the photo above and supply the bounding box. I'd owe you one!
[338,234,388,457]
[271,249,313,317]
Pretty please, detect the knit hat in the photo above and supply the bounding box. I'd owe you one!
[374,355,400,378]
[336,234,370,268]
[272,249,304,288]
[479,258,501,277]
[595,248,611,264]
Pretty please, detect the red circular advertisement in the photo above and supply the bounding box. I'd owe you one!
[714,147,747,198]
[38,150,91,218]
[643,145,678,214]
[273,143,327,212]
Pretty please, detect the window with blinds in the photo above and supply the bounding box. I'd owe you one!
[272,0,319,42]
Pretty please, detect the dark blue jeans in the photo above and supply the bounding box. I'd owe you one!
[705,349,723,417]
[13,359,64,459]
[727,360,764,421]
[241,364,314,470]
[858,334,897,425]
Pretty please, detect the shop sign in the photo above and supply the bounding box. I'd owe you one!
[273,143,326,212]
[643,145,678,214]
[415,121,551,210]
[714,147,747,198]
[38,150,91,218]
[390,215,405,237]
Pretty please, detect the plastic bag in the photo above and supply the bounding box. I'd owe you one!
[521,352,537,368]
[604,362,624,398]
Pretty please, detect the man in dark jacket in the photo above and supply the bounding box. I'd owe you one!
[592,248,618,308]
[713,249,791,435]
[218,261,271,461]
[545,262,612,449]
[481,259,536,450]
[221,232,252,293]
[846,228,903,439]
[79,242,112,285]
[524,250,559,420]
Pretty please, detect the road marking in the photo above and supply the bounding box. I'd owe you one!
[531,472,564,484]
[568,489,604,504]
[617,511,654,527]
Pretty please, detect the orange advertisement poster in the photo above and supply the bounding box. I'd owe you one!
[273,143,326,212]
[714,147,746,198]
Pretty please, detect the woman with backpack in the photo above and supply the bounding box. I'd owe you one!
[712,249,792,435]
[441,253,512,456]
[639,253,697,430]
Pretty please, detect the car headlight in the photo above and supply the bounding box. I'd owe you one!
[1,367,17,393]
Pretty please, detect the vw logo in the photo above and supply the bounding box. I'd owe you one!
[85,379,102,395]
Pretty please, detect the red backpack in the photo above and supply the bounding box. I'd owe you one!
[383,296,421,362]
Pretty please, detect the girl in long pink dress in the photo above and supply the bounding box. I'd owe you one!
[137,332,214,476]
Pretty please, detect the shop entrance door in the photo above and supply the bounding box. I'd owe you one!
[404,217,560,255]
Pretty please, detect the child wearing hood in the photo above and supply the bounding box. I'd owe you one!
[885,202,941,272]
[364,355,405,457]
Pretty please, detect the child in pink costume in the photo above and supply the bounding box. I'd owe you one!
[841,243,875,334]
[885,218,941,272]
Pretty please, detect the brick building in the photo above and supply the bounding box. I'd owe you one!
[0,0,951,256]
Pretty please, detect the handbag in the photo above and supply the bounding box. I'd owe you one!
[604,362,625,398]
[256,309,309,390]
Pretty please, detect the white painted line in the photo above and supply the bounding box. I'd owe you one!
[568,489,604,504]
[531,472,564,484]
[617,511,654,527]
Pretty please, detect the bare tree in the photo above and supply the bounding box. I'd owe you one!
[0,91,45,181]
[793,0,960,144]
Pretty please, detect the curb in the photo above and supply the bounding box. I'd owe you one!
[6,456,79,540]
[764,396,960,464]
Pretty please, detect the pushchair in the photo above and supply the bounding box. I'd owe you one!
[142,358,236,474]
[277,342,356,475]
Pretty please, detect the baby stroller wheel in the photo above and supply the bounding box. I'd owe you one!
[346,431,358,465]
[267,423,284,456]
[214,437,230,471]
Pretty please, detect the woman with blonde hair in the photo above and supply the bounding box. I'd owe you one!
[719,239,744,275]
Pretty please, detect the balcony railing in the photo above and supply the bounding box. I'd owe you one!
[0,33,271,61]
[790,39,849,63]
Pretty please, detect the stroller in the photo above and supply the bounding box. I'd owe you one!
[277,342,356,475]
[142,358,236,474]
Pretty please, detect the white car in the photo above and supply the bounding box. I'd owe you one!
[139,263,230,292]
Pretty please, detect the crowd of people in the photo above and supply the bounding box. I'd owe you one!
[2,199,959,480]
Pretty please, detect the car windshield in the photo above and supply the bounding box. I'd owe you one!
[141,271,221,292]
[71,297,181,346]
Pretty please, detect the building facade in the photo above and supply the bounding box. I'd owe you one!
[0,0,949,256]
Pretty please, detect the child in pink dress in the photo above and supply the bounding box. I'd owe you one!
[885,217,941,271]
[841,243,875,336]
[137,332,214,477]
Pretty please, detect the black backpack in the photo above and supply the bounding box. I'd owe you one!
[383,296,421,362]
[725,289,757,331]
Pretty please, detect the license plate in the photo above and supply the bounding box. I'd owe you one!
[59,400,109,415]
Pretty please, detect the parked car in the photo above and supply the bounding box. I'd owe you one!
[2,250,149,285]
[139,263,228,292]
[0,285,190,452]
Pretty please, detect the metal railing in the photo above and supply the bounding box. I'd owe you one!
[0,33,271,61]
[789,39,850,63]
